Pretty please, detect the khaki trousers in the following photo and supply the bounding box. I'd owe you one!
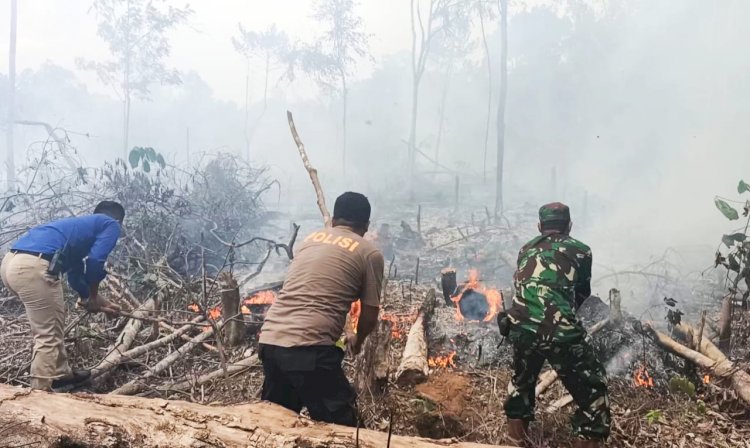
[0,252,71,389]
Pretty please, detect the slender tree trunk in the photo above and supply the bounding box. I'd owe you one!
[341,72,348,179]
[408,0,419,196]
[408,77,420,194]
[244,57,251,160]
[479,5,493,185]
[123,92,131,159]
[123,0,132,160]
[186,127,190,165]
[433,69,451,174]
[495,0,508,216]
[6,0,17,191]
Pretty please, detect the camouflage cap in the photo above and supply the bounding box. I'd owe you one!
[539,202,571,223]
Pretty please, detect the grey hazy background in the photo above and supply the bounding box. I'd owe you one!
[1,0,749,291]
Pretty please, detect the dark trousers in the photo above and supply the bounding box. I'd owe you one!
[503,329,611,440]
[258,343,357,426]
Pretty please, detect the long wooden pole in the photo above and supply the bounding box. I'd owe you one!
[287,111,331,226]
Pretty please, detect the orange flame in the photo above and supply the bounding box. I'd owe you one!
[244,290,276,305]
[428,351,457,369]
[207,307,221,320]
[187,303,200,313]
[633,365,654,388]
[703,375,711,384]
[349,300,361,333]
[381,312,418,340]
[240,305,251,315]
[450,269,504,322]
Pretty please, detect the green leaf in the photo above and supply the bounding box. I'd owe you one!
[715,198,740,220]
[738,180,750,194]
[128,148,141,168]
[722,233,747,247]
[142,160,151,173]
[145,147,157,162]
[668,375,696,398]
[646,409,663,425]
[156,154,166,169]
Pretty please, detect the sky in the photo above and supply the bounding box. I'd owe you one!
[0,0,416,102]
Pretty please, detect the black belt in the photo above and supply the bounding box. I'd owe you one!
[11,250,54,262]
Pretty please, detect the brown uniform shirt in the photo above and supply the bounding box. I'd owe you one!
[259,226,385,347]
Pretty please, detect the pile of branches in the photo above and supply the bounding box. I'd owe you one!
[0,135,297,396]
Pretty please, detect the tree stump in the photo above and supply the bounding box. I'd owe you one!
[440,268,457,306]
[220,272,245,347]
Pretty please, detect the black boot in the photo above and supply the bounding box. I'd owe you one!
[507,419,529,447]
[51,369,91,389]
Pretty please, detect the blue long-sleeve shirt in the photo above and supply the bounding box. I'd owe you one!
[11,214,121,299]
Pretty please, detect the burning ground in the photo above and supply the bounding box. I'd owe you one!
[0,203,749,447]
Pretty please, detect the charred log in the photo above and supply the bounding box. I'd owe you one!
[396,289,437,386]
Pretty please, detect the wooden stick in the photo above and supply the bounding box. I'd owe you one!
[287,111,331,226]
[545,394,574,413]
[111,328,215,396]
[91,299,156,382]
[160,354,259,393]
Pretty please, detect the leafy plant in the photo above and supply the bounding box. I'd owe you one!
[646,409,663,425]
[128,147,166,173]
[668,375,696,398]
[695,399,707,414]
[715,198,740,220]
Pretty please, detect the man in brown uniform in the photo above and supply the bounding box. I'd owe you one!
[259,192,384,426]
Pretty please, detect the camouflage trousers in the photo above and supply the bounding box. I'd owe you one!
[503,328,611,440]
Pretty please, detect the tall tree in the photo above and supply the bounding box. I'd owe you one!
[6,0,17,191]
[407,0,462,194]
[232,24,290,161]
[476,0,496,184]
[495,0,508,215]
[232,24,290,160]
[297,0,368,178]
[79,0,192,159]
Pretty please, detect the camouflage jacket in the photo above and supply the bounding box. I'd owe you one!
[507,232,592,342]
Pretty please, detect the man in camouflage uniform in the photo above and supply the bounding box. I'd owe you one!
[504,202,610,448]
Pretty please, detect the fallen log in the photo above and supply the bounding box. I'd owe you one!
[644,323,750,405]
[396,289,437,386]
[0,385,509,448]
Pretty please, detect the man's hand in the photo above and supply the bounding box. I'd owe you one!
[344,331,362,357]
[84,295,121,316]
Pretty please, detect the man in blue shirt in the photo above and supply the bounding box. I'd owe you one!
[0,201,125,390]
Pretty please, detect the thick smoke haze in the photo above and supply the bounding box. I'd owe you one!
[1,0,748,302]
